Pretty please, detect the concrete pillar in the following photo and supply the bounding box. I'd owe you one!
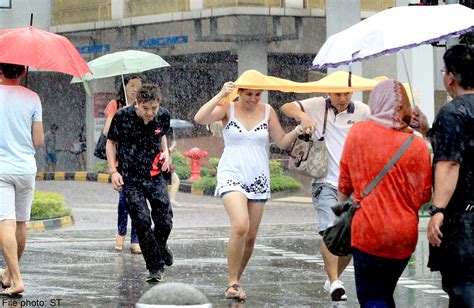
[325,0,362,101]
[396,0,435,123]
[284,0,304,8]
[190,0,204,10]
[111,0,124,20]
[86,80,115,172]
[237,41,268,103]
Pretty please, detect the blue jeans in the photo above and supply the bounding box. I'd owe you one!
[352,247,409,308]
[441,266,474,308]
[117,190,138,243]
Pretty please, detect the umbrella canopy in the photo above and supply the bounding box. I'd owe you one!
[0,26,91,78]
[312,71,379,92]
[71,50,170,83]
[170,119,194,129]
[312,4,474,69]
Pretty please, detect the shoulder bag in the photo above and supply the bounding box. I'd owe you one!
[323,134,415,256]
[93,134,108,160]
[288,100,329,179]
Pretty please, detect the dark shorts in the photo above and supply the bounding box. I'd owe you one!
[45,153,58,164]
[220,190,267,203]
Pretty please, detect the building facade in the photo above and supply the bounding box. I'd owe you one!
[1,0,448,171]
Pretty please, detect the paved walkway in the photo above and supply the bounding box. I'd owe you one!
[0,181,445,307]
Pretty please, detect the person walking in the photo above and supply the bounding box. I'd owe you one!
[281,91,370,301]
[338,79,432,307]
[106,83,173,283]
[194,81,303,301]
[44,124,59,172]
[103,75,143,254]
[413,44,474,308]
[0,63,44,297]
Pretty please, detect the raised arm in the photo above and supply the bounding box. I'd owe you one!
[281,101,315,134]
[194,82,234,125]
[268,106,302,149]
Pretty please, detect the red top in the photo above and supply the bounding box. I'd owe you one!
[104,99,120,117]
[339,121,432,259]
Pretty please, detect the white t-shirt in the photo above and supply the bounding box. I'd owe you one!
[0,85,42,174]
[297,97,370,187]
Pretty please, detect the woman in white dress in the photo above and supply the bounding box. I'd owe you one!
[195,81,303,301]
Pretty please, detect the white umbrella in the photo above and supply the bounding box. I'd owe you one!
[71,50,169,82]
[312,4,474,69]
[71,49,170,99]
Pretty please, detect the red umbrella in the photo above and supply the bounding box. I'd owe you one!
[0,26,90,78]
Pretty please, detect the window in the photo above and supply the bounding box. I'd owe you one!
[0,0,11,9]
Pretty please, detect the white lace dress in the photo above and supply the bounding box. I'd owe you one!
[215,101,271,200]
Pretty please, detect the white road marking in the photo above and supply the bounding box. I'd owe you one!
[254,244,448,301]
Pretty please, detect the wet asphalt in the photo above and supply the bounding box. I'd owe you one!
[0,181,448,308]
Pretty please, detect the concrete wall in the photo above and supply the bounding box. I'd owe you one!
[0,0,51,29]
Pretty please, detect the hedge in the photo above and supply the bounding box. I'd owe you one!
[192,159,302,192]
[31,191,72,220]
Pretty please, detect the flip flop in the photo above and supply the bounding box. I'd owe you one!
[1,281,10,289]
[225,284,245,300]
[0,288,23,298]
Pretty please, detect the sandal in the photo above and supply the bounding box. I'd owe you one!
[224,284,246,301]
[0,287,23,298]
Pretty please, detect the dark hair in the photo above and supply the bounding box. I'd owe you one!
[51,124,59,130]
[443,44,474,89]
[116,74,143,107]
[0,63,26,79]
[136,84,162,103]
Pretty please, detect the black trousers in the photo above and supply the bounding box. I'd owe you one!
[123,176,173,272]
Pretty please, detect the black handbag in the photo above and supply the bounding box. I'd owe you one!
[94,133,107,160]
[323,134,415,256]
[94,100,121,160]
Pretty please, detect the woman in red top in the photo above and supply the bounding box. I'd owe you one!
[338,79,432,307]
[103,75,143,254]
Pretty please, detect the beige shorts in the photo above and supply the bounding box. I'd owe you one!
[0,174,35,221]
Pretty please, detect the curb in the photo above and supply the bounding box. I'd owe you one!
[36,172,111,183]
[26,215,75,233]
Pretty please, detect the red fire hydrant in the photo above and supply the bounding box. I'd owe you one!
[184,147,208,181]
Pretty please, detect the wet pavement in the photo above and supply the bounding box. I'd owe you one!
[0,181,448,307]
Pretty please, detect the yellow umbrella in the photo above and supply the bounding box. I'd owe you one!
[221,70,380,104]
[312,71,379,93]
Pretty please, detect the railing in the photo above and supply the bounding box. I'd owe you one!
[52,0,111,25]
[204,0,282,8]
[304,0,324,9]
[52,0,396,25]
[124,0,190,17]
[361,0,396,11]
[305,0,395,11]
